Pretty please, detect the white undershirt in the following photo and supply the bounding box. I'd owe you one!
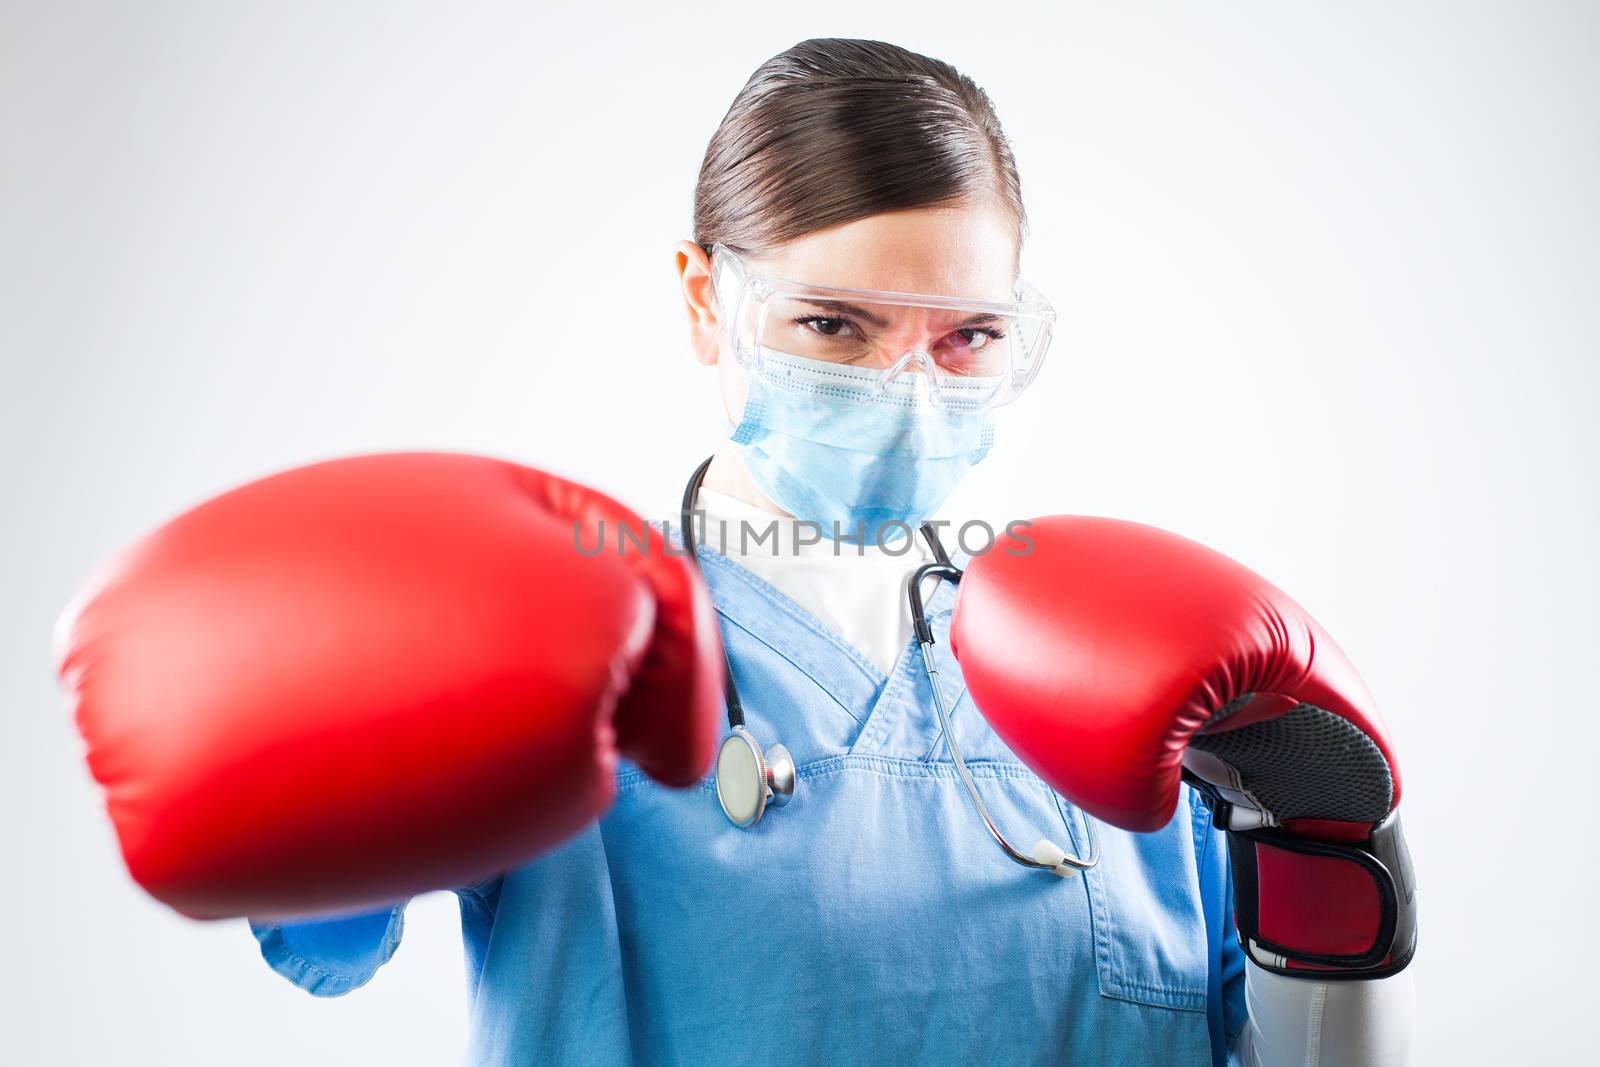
[697,483,1415,1065]
[694,486,932,676]
[1232,960,1415,1066]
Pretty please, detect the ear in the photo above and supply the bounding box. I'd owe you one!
[675,240,719,366]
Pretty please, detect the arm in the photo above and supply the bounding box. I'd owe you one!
[951,516,1419,1060]
[1198,794,1416,1067]
[952,516,1417,976]
[1231,961,1415,1067]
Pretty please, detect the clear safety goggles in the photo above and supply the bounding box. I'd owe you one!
[710,244,1055,413]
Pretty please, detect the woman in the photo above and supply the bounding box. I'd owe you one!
[210,38,1412,1064]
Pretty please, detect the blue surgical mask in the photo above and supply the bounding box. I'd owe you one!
[729,347,995,535]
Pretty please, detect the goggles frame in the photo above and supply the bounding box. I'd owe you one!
[709,243,1056,412]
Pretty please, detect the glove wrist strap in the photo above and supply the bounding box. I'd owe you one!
[1222,809,1418,980]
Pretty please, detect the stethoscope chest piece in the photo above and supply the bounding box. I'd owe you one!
[715,726,796,828]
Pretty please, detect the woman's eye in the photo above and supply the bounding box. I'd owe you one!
[799,316,851,337]
[944,327,1005,353]
[956,328,1001,351]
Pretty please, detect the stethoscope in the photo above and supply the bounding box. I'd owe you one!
[679,457,1099,877]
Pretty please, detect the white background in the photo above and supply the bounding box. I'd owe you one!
[3,2,1594,1062]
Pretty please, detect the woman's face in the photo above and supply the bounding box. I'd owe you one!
[679,202,1021,424]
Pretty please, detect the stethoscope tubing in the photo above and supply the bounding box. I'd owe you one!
[679,456,1098,874]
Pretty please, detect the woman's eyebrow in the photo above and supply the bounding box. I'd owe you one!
[794,299,890,328]
[794,301,1006,330]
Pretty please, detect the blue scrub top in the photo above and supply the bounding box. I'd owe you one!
[251,546,1249,1065]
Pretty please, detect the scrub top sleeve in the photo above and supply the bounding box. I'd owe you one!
[454,875,503,1002]
[248,902,407,998]
[1218,851,1248,1051]
[1190,789,1249,1066]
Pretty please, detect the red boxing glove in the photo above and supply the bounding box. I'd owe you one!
[951,516,1416,979]
[55,452,721,921]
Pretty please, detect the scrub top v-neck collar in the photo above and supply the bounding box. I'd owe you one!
[690,542,970,766]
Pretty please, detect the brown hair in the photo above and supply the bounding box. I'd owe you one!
[693,39,1026,259]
